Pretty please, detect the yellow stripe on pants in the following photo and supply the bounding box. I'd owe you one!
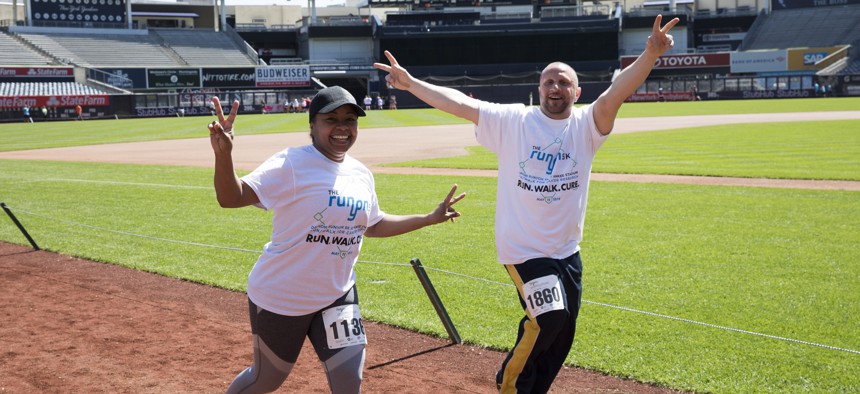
[499,264,541,394]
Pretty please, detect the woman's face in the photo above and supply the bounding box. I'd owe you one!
[310,105,359,162]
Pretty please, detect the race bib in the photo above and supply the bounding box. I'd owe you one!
[522,275,565,318]
[322,304,367,350]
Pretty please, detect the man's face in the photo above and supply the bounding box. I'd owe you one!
[538,63,581,120]
[310,105,359,162]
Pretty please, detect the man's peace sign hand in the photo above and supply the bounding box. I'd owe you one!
[646,15,680,57]
[373,50,414,91]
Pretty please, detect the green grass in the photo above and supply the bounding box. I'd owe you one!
[385,119,860,181]
[2,97,857,152]
[615,97,860,117]
[0,160,857,393]
[1,97,859,393]
[0,109,468,152]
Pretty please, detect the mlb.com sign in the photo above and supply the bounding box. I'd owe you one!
[255,66,311,87]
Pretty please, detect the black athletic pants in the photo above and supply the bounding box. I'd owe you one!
[497,252,583,394]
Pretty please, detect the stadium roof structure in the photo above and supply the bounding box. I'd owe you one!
[132,11,200,18]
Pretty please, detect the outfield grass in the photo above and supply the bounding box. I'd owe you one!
[615,96,860,117]
[387,119,860,181]
[1,97,858,393]
[0,160,856,393]
[2,97,858,152]
[0,108,468,152]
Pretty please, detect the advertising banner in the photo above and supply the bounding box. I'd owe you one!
[0,95,111,108]
[712,90,812,99]
[147,68,201,89]
[620,53,730,70]
[702,33,746,43]
[771,0,858,10]
[0,67,75,82]
[255,66,311,87]
[96,68,147,90]
[202,68,256,88]
[787,46,844,70]
[730,50,787,73]
[626,92,694,102]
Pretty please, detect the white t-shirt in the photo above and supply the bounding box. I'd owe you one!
[475,103,607,265]
[241,145,385,316]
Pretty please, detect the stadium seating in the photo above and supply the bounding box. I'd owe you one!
[151,29,257,66]
[841,58,860,75]
[0,81,110,96]
[0,32,55,66]
[16,31,181,68]
[11,27,256,68]
[741,5,860,50]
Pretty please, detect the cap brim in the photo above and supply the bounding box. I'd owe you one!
[318,102,366,117]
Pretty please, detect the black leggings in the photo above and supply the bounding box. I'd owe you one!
[227,286,366,394]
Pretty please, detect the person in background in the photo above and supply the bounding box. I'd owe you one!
[374,15,679,394]
[388,94,397,110]
[41,106,49,120]
[23,105,32,123]
[208,86,466,394]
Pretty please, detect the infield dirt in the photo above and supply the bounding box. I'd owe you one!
[1,110,857,392]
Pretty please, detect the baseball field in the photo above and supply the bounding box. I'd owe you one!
[0,97,858,393]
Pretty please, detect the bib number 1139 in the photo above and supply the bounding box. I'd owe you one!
[322,304,366,349]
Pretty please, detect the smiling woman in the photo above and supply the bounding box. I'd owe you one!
[306,86,366,162]
[205,85,466,393]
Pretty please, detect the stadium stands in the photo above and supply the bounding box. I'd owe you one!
[0,32,56,66]
[12,28,257,68]
[740,5,860,50]
[151,29,257,66]
[842,57,860,74]
[0,81,110,96]
[16,30,178,68]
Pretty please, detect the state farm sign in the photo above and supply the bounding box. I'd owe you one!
[0,67,74,77]
[620,53,730,70]
[0,95,110,108]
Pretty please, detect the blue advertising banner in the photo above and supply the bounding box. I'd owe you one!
[146,68,201,89]
[96,68,147,90]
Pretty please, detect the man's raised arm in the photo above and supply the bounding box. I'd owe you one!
[373,50,482,124]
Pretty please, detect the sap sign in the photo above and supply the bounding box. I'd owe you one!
[803,52,828,65]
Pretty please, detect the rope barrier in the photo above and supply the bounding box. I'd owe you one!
[6,207,859,355]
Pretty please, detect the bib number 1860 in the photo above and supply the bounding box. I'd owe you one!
[522,275,565,317]
[322,304,367,349]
